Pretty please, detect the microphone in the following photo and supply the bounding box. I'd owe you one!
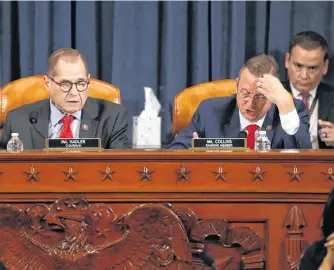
[198,248,217,270]
[29,112,45,139]
[29,111,39,125]
[296,138,302,149]
[238,130,247,138]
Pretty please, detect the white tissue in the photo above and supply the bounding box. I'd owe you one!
[139,87,161,117]
[133,87,162,148]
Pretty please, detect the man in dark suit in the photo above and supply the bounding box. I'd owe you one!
[170,54,312,149]
[0,48,128,149]
[284,31,334,149]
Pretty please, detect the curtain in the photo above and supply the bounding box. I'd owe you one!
[1,1,334,144]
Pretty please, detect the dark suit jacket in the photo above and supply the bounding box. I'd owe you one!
[299,239,326,270]
[0,97,128,149]
[169,95,312,149]
[284,81,334,149]
[299,187,334,269]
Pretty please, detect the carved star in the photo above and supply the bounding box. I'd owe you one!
[92,210,103,220]
[137,165,155,181]
[322,167,334,182]
[175,164,191,181]
[64,199,80,209]
[249,165,266,182]
[62,165,78,182]
[116,216,126,230]
[29,225,48,237]
[99,165,116,181]
[24,165,40,182]
[287,165,303,182]
[210,165,228,181]
[95,228,111,238]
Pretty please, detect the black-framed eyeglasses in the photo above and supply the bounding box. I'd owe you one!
[48,76,90,93]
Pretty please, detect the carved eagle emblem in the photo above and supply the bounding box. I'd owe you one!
[0,198,192,270]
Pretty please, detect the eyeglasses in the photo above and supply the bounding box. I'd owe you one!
[238,90,267,102]
[48,76,90,93]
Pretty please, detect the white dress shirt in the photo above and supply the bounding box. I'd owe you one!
[48,100,82,138]
[290,84,319,149]
[239,108,300,135]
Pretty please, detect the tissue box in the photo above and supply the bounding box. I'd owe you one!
[132,116,161,148]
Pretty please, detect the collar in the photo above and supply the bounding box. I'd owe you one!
[290,83,318,99]
[239,110,266,131]
[49,100,82,127]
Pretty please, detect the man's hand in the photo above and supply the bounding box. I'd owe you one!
[193,132,199,139]
[325,232,334,249]
[320,233,334,270]
[320,248,334,270]
[257,74,295,115]
[319,120,334,146]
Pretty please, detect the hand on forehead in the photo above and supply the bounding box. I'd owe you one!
[250,78,260,94]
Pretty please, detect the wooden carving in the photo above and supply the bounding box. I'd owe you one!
[249,165,266,182]
[162,204,264,270]
[287,165,303,182]
[189,219,264,269]
[285,205,307,270]
[210,165,228,182]
[322,167,334,182]
[137,165,154,181]
[62,165,78,182]
[98,165,115,181]
[0,199,192,270]
[24,164,40,182]
[0,199,265,270]
[175,165,191,181]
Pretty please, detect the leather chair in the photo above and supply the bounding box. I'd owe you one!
[173,79,236,136]
[0,75,121,130]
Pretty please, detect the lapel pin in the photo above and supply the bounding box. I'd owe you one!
[266,125,272,131]
[82,124,88,131]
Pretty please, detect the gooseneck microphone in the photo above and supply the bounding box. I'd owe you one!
[238,130,247,138]
[29,112,45,139]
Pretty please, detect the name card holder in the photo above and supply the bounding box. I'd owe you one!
[192,138,247,149]
[45,138,102,151]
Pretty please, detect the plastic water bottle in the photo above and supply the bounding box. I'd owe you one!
[254,130,271,152]
[7,133,24,153]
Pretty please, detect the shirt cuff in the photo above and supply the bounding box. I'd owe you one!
[279,109,300,135]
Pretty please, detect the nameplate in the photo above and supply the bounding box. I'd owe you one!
[45,138,102,151]
[192,138,246,149]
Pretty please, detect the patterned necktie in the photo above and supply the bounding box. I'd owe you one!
[301,93,310,111]
[246,124,259,149]
[59,115,75,138]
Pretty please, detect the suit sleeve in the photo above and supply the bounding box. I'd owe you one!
[0,112,13,149]
[169,106,205,149]
[105,106,129,149]
[290,99,312,149]
[299,240,326,270]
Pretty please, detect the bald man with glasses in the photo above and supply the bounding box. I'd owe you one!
[0,48,128,149]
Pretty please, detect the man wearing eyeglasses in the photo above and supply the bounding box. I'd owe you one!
[0,48,128,149]
[170,54,312,149]
[284,31,334,149]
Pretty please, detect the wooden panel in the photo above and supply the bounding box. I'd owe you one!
[0,149,332,269]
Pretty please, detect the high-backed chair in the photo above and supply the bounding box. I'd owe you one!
[173,79,236,136]
[0,75,121,130]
